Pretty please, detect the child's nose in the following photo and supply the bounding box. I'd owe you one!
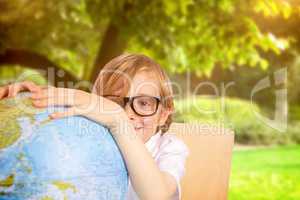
[124,104,135,119]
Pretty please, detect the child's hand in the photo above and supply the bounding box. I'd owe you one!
[30,87,127,129]
[0,81,42,100]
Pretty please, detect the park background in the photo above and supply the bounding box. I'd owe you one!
[0,0,299,199]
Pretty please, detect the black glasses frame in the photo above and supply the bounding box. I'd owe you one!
[103,95,161,117]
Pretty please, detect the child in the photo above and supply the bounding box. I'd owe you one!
[0,54,189,200]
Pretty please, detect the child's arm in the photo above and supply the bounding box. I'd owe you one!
[31,87,177,200]
[109,119,178,200]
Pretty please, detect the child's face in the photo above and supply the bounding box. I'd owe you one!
[125,71,170,143]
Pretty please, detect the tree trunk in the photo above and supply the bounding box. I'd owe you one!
[90,22,127,83]
[0,48,79,87]
[89,1,136,83]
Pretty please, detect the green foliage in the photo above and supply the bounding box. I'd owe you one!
[174,96,300,145]
[126,0,294,76]
[254,0,293,18]
[229,146,300,200]
[0,66,47,86]
[288,54,300,105]
[0,0,102,78]
[0,0,298,79]
[289,105,300,121]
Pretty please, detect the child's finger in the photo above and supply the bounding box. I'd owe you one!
[31,99,51,108]
[32,98,64,108]
[7,84,22,98]
[6,81,40,98]
[30,90,49,100]
[49,107,77,119]
[0,86,9,99]
[50,88,79,106]
[21,81,42,93]
[31,87,57,99]
[11,83,33,97]
[32,94,75,107]
[31,88,82,108]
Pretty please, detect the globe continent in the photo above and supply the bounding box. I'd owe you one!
[0,95,128,200]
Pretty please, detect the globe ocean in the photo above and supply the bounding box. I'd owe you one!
[0,94,128,200]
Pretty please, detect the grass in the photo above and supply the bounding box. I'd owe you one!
[229,145,300,200]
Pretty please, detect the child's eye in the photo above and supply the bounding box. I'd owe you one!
[139,100,150,106]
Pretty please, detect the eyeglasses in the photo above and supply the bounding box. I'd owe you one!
[103,95,161,117]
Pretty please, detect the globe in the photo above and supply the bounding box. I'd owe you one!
[0,94,128,200]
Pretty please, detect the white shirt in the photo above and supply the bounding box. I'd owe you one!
[126,131,189,200]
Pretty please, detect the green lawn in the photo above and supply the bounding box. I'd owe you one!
[229,146,300,200]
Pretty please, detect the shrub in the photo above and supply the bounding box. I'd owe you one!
[174,96,300,145]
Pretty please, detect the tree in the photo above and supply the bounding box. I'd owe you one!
[0,49,78,85]
[0,0,298,85]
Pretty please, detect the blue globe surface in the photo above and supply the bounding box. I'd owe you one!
[0,95,128,200]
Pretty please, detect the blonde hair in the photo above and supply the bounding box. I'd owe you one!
[93,53,174,134]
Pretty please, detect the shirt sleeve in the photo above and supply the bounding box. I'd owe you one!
[156,134,189,200]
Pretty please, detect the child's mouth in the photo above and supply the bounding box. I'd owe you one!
[134,127,143,131]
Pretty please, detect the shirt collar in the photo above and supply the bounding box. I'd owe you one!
[145,131,162,151]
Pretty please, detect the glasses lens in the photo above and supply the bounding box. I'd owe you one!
[133,96,158,116]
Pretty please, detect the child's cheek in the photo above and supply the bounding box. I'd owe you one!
[142,117,159,131]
